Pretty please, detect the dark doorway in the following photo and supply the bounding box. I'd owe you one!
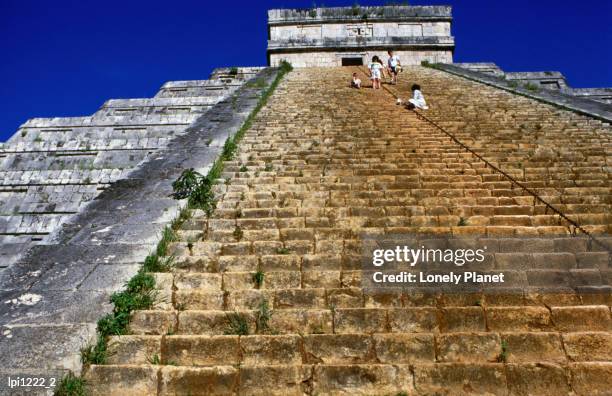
[342,57,363,66]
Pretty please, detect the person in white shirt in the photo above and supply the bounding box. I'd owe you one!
[369,56,385,89]
[387,50,401,85]
[350,72,361,89]
[407,84,429,110]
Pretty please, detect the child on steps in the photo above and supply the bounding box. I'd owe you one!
[407,84,429,110]
[368,56,385,89]
[350,72,361,89]
[387,50,401,85]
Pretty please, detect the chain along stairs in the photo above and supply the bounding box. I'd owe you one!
[84,66,611,395]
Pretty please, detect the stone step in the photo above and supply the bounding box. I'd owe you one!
[129,304,612,335]
[83,362,612,395]
[106,332,610,366]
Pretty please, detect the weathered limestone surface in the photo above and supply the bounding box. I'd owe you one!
[453,62,612,105]
[0,68,277,384]
[85,66,611,395]
[267,6,454,67]
[440,63,612,122]
[0,68,263,270]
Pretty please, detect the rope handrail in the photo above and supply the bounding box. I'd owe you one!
[356,66,610,252]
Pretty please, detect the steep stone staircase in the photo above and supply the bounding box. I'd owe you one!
[85,66,611,395]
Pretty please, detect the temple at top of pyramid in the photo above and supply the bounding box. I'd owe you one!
[267,5,455,67]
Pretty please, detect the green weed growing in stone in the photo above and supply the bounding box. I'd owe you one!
[156,226,177,257]
[524,82,539,92]
[253,271,265,288]
[222,138,238,160]
[171,168,204,200]
[225,312,250,335]
[143,254,175,273]
[312,324,325,334]
[233,226,244,241]
[171,207,192,231]
[229,67,238,75]
[148,354,161,365]
[264,162,273,172]
[239,164,248,172]
[256,299,272,332]
[457,217,468,226]
[497,340,509,362]
[54,373,86,396]
[97,272,156,337]
[276,247,291,255]
[80,337,107,365]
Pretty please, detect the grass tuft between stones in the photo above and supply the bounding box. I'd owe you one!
[54,373,86,396]
[224,312,250,335]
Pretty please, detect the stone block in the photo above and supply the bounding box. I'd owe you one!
[239,365,312,396]
[334,308,387,334]
[435,333,501,363]
[241,335,302,365]
[439,307,486,332]
[129,310,176,335]
[387,308,438,332]
[274,288,325,309]
[304,334,373,364]
[159,365,238,395]
[174,290,224,310]
[551,306,612,331]
[312,364,413,395]
[177,310,256,335]
[562,332,612,362]
[505,363,570,396]
[486,307,552,331]
[164,335,240,366]
[268,309,332,335]
[501,332,566,363]
[85,365,158,396]
[106,335,162,365]
[413,363,507,395]
[374,333,435,364]
[569,362,612,396]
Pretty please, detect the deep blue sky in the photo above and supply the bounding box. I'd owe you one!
[1,0,611,141]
